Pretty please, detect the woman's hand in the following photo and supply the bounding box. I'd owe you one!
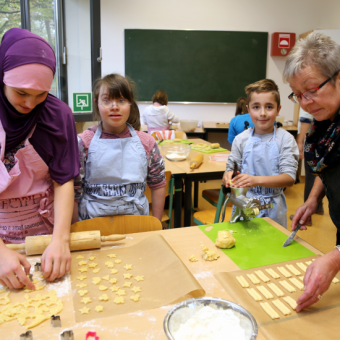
[230,173,258,188]
[0,242,34,290]
[291,198,318,231]
[296,249,340,312]
[41,237,71,281]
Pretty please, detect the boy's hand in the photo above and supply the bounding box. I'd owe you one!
[231,174,258,188]
[222,171,234,187]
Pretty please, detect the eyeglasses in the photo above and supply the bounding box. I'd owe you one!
[288,71,339,104]
[100,98,131,108]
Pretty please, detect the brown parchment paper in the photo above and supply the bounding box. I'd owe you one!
[71,234,205,322]
[215,255,340,340]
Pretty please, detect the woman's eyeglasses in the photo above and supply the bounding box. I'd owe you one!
[288,71,339,104]
[100,98,131,108]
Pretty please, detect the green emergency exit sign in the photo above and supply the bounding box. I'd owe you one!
[73,93,92,113]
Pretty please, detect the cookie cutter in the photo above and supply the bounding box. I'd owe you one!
[85,331,99,340]
[60,330,74,340]
[20,330,33,340]
[51,315,61,327]
[28,274,33,282]
[34,262,41,272]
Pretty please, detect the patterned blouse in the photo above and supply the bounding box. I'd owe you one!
[4,142,25,172]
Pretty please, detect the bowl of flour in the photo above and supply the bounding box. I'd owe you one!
[161,144,191,161]
[163,297,258,340]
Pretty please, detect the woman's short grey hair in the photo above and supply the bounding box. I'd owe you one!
[283,32,340,85]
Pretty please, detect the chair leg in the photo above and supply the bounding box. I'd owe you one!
[214,186,226,223]
[167,177,175,229]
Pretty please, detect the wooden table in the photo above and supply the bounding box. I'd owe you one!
[9,218,322,339]
[161,139,229,227]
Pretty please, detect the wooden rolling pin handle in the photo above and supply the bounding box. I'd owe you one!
[6,243,25,251]
[101,235,126,242]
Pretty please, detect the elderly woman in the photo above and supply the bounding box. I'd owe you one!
[283,32,340,312]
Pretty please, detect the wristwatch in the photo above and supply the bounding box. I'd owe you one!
[335,245,340,253]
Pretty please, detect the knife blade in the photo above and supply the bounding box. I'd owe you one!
[282,224,302,247]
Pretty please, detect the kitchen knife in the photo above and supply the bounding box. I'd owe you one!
[282,224,302,247]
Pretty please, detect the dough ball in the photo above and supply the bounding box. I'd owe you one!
[215,230,236,249]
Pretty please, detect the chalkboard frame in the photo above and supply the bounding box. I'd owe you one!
[125,29,268,103]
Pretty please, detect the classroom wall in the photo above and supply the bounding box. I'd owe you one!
[100,0,329,124]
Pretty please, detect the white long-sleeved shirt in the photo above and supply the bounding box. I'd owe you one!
[141,105,180,131]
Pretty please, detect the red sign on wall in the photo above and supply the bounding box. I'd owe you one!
[279,34,290,48]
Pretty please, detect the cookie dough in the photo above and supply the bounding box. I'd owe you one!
[78,261,87,266]
[277,267,292,278]
[76,283,87,288]
[260,302,280,320]
[99,294,109,301]
[254,270,270,283]
[215,230,236,249]
[265,268,280,279]
[289,278,304,290]
[95,305,104,312]
[105,261,114,268]
[78,266,88,273]
[116,289,126,296]
[189,255,198,262]
[81,297,92,305]
[131,286,141,293]
[115,259,122,264]
[256,286,274,299]
[107,254,117,258]
[76,255,84,259]
[99,285,108,291]
[135,276,144,282]
[201,245,220,261]
[114,297,124,304]
[124,264,132,270]
[78,290,88,297]
[79,306,90,314]
[110,286,119,292]
[123,282,132,288]
[93,268,100,274]
[285,264,301,276]
[102,275,110,281]
[109,278,118,284]
[130,294,140,302]
[89,256,96,260]
[272,299,291,316]
[92,277,101,285]
[267,283,285,297]
[111,269,118,274]
[124,273,133,279]
[246,288,262,301]
[89,262,98,268]
[247,273,260,285]
[236,276,249,288]
[77,275,87,281]
[279,280,296,293]
[283,296,297,310]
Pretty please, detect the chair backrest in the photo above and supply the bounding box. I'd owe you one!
[71,215,162,235]
[144,171,172,203]
[174,131,187,139]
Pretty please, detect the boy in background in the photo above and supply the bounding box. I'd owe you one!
[222,79,299,228]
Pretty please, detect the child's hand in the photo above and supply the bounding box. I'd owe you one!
[222,171,234,187]
[231,174,258,188]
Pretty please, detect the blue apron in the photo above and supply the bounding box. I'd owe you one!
[233,127,287,228]
[79,123,149,220]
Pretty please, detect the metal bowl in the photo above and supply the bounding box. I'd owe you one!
[163,297,258,340]
[161,144,191,161]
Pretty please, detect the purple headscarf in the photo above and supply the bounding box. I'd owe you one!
[0,28,79,184]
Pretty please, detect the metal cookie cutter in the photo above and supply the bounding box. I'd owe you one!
[60,330,74,340]
[34,262,42,272]
[51,315,61,327]
[86,331,99,340]
[20,331,33,340]
[28,274,33,282]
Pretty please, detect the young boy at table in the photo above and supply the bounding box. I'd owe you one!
[222,79,299,228]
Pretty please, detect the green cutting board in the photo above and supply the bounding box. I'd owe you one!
[191,147,227,153]
[159,139,193,145]
[198,218,315,269]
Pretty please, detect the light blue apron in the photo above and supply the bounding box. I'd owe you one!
[233,127,287,228]
[79,123,149,220]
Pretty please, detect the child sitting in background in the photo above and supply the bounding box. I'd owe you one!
[73,74,166,222]
[228,97,254,145]
[223,79,299,228]
[141,90,180,134]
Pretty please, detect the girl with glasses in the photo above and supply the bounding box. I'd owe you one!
[73,74,166,223]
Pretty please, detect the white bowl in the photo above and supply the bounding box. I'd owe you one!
[161,144,191,161]
[180,120,198,132]
[164,297,258,340]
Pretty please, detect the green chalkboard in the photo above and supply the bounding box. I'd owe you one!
[125,29,268,103]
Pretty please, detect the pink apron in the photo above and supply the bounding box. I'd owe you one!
[0,120,54,244]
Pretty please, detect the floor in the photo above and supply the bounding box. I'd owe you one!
[165,177,337,255]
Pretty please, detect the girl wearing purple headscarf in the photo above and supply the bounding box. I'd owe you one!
[0,28,79,290]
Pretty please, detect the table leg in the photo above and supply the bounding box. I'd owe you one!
[194,181,199,208]
[184,178,192,227]
[174,177,182,228]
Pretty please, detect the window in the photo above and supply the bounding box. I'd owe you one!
[0,1,21,39]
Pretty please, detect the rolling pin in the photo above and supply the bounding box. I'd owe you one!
[190,154,204,169]
[5,231,125,256]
